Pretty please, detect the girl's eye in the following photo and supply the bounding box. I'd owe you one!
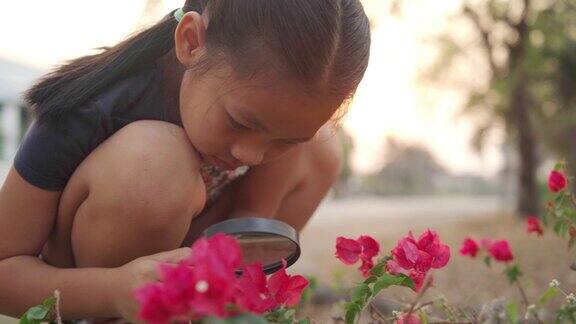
[227,114,250,131]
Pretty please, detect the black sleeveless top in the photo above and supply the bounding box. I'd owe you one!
[14,62,183,191]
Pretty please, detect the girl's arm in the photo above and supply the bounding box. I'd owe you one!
[0,166,117,319]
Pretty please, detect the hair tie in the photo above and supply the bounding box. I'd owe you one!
[173,8,185,22]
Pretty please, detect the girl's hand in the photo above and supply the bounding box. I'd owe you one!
[110,247,192,323]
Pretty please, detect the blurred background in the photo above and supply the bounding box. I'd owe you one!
[1,0,576,321]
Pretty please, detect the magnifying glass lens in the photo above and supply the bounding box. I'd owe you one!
[235,233,298,265]
[203,218,301,274]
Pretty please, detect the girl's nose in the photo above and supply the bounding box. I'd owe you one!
[230,140,267,166]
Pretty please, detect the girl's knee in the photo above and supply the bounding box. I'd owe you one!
[66,121,207,267]
[305,131,342,186]
[79,120,206,234]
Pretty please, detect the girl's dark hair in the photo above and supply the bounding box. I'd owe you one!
[26,0,370,121]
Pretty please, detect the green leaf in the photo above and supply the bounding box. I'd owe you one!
[419,309,429,324]
[505,265,522,284]
[282,309,296,320]
[203,314,269,324]
[484,256,492,267]
[42,296,56,309]
[560,221,569,238]
[297,319,311,324]
[505,302,518,324]
[18,315,37,324]
[373,274,401,294]
[554,220,567,237]
[555,193,565,210]
[26,306,48,320]
[554,163,563,171]
[398,274,416,290]
[372,273,413,295]
[542,211,550,226]
[369,256,390,277]
[569,236,576,250]
[344,302,361,324]
[351,283,372,305]
[538,287,559,306]
[566,209,576,222]
[363,276,377,284]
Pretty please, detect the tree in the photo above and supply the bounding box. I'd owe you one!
[333,128,355,198]
[422,0,576,217]
[369,138,447,196]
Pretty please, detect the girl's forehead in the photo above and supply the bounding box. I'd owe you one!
[221,80,340,138]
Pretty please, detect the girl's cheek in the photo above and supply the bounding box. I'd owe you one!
[263,145,294,162]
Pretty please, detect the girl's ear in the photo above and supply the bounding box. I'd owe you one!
[174,11,206,66]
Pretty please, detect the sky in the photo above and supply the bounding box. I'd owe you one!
[0,0,504,176]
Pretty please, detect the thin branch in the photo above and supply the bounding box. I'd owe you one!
[487,0,515,28]
[369,302,388,322]
[515,281,543,324]
[405,277,433,318]
[54,289,62,324]
[507,0,531,61]
[462,3,499,77]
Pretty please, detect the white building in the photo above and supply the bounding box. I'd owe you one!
[0,57,43,179]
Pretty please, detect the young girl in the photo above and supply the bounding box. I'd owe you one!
[0,0,370,322]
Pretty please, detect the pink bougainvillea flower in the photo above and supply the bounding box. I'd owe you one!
[335,235,381,276]
[187,233,242,274]
[408,269,427,292]
[397,313,421,324]
[358,235,380,260]
[157,263,196,318]
[391,230,450,273]
[187,262,238,318]
[459,237,480,257]
[235,263,278,314]
[359,258,375,278]
[526,216,544,236]
[335,237,362,265]
[391,235,420,270]
[268,260,309,307]
[416,230,450,268]
[180,234,243,318]
[488,240,514,262]
[136,234,244,322]
[548,170,567,193]
[134,284,172,324]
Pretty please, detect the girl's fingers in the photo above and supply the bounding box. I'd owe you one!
[147,247,192,264]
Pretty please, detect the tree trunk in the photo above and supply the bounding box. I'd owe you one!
[508,4,538,218]
[510,77,539,217]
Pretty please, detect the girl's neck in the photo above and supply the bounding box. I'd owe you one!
[158,50,185,124]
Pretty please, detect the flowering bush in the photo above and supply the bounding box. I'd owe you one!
[544,162,576,248]
[335,230,450,323]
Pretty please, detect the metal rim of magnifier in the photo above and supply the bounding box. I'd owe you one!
[203,217,301,275]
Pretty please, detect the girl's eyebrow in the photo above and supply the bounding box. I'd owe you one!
[237,107,315,143]
[236,107,269,132]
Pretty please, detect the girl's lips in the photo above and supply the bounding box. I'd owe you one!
[201,154,240,170]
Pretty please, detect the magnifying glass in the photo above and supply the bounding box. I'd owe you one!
[203,217,301,275]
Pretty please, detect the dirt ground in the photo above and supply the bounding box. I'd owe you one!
[293,197,575,322]
[2,196,573,323]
